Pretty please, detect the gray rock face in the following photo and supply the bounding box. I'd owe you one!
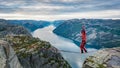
[82,47,120,68]
[0,36,71,68]
[19,46,71,68]
[0,40,23,68]
[6,35,71,68]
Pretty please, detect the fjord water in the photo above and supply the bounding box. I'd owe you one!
[32,25,97,68]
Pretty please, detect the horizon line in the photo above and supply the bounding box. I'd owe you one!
[1,18,120,21]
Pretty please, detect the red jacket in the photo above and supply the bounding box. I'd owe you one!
[81,29,86,41]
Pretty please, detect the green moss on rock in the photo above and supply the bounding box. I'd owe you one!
[4,35,71,68]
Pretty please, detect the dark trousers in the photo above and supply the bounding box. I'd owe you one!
[80,40,87,53]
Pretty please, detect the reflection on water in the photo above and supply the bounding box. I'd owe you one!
[32,25,97,68]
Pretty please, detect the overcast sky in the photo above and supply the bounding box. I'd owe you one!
[0,0,120,20]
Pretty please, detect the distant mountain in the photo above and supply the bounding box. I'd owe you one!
[53,19,120,49]
[0,19,31,38]
[52,20,65,27]
[0,19,71,68]
[7,20,50,32]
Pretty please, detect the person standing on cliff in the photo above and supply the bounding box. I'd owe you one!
[80,25,87,53]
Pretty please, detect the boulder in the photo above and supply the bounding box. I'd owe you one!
[82,47,120,68]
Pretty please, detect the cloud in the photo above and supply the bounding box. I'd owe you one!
[0,0,120,20]
[0,9,119,21]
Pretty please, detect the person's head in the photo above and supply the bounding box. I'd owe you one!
[81,25,85,33]
[81,29,85,34]
[82,25,85,29]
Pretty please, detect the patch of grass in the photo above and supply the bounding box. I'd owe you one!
[6,35,52,59]
[87,58,94,63]
[86,56,107,68]
[97,64,106,68]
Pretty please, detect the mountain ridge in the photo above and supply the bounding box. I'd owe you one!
[7,20,51,32]
[53,19,120,49]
